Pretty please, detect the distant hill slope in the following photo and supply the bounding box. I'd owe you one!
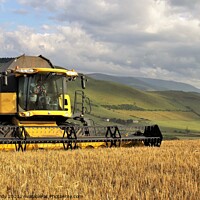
[69,75,200,114]
[87,73,200,93]
[69,76,200,137]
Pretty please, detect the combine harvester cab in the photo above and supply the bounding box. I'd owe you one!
[0,55,163,151]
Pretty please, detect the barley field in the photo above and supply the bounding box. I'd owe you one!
[0,140,199,200]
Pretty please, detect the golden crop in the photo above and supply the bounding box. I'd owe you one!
[0,140,199,200]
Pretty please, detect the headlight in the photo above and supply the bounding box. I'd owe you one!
[26,112,31,117]
[66,70,78,76]
[15,68,37,74]
[19,112,31,117]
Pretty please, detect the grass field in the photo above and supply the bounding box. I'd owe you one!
[114,110,200,138]
[68,77,200,139]
[0,140,199,200]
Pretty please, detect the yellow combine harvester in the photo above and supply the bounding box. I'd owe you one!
[0,55,162,151]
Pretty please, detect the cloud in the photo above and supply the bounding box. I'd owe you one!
[17,0,67,11]
[0,25,110,68]
[12,9,28,15]
[1,0,200,88]
[168,0,200,11]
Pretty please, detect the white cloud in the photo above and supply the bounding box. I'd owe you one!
[1,0,200,88]
[0,25,111,69]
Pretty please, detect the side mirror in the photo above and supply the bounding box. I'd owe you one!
[81,75,86,89]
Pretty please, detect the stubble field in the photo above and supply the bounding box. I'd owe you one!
[0,140,199,200]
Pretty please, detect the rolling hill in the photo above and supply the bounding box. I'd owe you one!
[87,73,200,93]
[68,76,200,139]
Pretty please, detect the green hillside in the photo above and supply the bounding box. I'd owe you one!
[68,76,200,139]
[88,73,200,92]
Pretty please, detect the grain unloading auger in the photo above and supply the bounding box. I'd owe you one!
[0,55,163,151]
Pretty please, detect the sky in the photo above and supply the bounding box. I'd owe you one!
[1,0,200,88]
